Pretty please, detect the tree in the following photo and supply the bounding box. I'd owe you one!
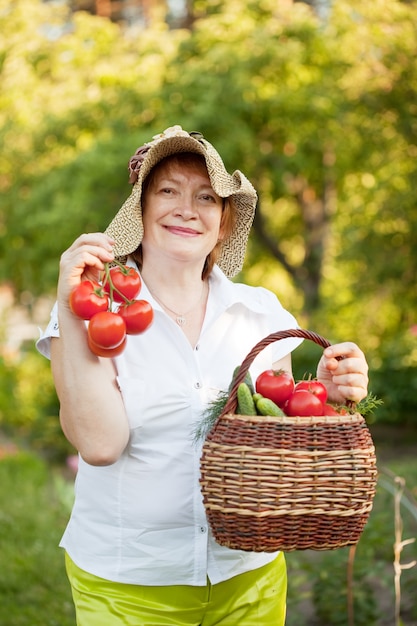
[0,0,183,295]
[1,0,417,425]
[155,0,417,331]
[2,0,417,353]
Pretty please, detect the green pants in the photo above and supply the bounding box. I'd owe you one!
[65,552,287,625]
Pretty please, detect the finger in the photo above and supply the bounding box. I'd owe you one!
[57,237,115,302]
[68,232,115,253]
[323,342,365,360]
[327,357,369,379]
[331,370,368,388]
[334,384,368,403]
[61,244,115,275]
[331,369,369,400]
[65,248,114,271]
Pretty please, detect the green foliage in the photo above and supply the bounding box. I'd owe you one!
[355,393,384,418]
[157,0,417,321]
[0,346,72,461]
[312,551,379,625]
[367,328,417,425]
[192,390,229,443]
[0,0,183,295]
[0,451,75,625]
[1,0,417,428]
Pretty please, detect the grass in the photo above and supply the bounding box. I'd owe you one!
[0,438,416,625]
[0,450,75,626]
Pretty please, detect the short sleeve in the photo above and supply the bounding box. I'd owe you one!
[248,285,303,362]
[269,304,302,363]
[36,301,59,360]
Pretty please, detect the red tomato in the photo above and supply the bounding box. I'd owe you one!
[255,369,295,408]
[285,389,324,416]
[294,380,328,405]
[69,280,108,320]
[322,403,341,416]
[88,311,126,348]
[87,335,127,358]
[103,266,141,302]
[117,300,154,334]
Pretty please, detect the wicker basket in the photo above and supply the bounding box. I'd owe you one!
[200,329,378,552]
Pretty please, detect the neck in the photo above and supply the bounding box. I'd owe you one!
[140,262,208,331]
[140,261,205,295]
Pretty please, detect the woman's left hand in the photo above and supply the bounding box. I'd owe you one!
[316,342,369,404]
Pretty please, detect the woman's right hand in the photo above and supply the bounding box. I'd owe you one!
[57,233,115,309]
[52,233,130,465]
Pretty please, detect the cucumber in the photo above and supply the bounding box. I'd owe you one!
[256,397,285,417]
[229,366,255,394]
[252,392,263,403]
[237,382,257,415]
[244,371,255,395]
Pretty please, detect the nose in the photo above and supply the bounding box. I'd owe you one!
[175,192,198,219]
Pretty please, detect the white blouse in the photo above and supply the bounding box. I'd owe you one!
[37,265,302,586]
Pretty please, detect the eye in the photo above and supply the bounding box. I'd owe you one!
[200,193,217,203]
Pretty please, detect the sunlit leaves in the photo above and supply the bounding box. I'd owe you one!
[1,0,417,367]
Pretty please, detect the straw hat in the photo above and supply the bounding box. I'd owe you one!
[105,125,257,277]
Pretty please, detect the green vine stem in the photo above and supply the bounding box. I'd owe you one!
[102,261,135,307]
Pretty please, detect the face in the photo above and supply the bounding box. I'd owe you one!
[141,158,225,270]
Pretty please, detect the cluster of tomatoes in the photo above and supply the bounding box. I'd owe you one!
[69,264,153,357]
[255,369,344,417]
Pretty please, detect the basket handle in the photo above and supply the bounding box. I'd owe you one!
[221,328,332,417]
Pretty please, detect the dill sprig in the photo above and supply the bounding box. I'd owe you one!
[355,392,383,416]
[192,390,229,444]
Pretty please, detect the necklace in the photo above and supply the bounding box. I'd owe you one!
[149,282,207,327]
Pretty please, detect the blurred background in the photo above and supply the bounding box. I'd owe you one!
[0,1,416,624]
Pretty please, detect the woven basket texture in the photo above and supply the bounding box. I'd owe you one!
[200,329,378,552]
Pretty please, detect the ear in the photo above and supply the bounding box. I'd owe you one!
[218,213,227,242]
[217,229,225,242]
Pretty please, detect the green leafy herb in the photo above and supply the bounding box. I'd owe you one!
[356,392,383,416]
[192,390,229,444]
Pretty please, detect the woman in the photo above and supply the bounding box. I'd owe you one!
[37,125,369,625]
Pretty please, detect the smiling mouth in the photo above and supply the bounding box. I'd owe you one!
[165,225,201,236]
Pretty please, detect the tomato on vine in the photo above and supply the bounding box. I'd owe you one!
[69,280,108,320]
[103,266,142,302]
[69,262,153,357]
[88,311,126,349]
[87,335,127,358]
[117,300,154,335]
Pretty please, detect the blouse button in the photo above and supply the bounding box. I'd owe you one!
[194,382,202,389]
[200,526,207,534]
